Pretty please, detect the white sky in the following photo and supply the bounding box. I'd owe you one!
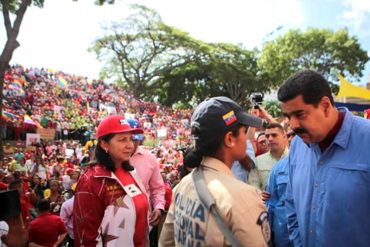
[0,0,369,84]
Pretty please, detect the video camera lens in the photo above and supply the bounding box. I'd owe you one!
[251,93,263,109]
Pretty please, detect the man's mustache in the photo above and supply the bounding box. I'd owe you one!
[293,127,308,134]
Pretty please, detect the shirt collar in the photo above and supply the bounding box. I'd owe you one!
[201,156,233,178]
[268,147,289,160]
[306,107,352,150]
[332,107,353,149]
[133,146,145,156]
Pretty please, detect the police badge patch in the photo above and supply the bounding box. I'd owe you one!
[256,211,272,246]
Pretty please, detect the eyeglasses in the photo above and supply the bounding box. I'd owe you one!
[258,140,267,145]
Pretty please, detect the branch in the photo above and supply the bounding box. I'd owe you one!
[13,0,31,34]
[1,0,12,38]
[110,43,133,87]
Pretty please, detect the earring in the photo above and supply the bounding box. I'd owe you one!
[231,143,234,147]
[105,149,108,154]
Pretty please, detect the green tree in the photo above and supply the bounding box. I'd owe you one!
[160,42,272,108]
[264,100,282,118]
[258,28,369,92]
[200,43,267,107]
[90,4,199,99]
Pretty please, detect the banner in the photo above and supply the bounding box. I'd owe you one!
[157,128,167,139]
[336,75,370,100]
[37,128,56,140]
[26,133,40,146]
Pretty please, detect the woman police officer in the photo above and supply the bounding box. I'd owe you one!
[159,96,272,247]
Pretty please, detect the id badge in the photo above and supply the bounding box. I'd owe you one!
[123,184,142,198]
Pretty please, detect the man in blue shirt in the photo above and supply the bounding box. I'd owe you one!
[278,70,370,247]
[266,157,293,247]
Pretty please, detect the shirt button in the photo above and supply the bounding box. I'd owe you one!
[319,161,324,165]
[314,183,319,187]
[310,230,314,234]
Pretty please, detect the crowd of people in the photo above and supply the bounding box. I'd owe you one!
[2,65,192,147]
[0,68,369,247]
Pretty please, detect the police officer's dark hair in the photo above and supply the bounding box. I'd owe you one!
[278,70,334,106]
[95,133,134,172]
[36,199,51,213]
[186,124,244,168]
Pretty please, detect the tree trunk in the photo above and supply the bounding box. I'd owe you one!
[0,0,30,159]
[0,62,7,160]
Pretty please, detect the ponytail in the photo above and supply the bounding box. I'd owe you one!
[184,149,203,168]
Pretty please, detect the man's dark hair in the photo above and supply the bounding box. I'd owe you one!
[95,133,134,172]
[8,179,22,190]
[266,123,285,133]
[278,70,334,106]
[36,199,50,213]
[257,132,265,141]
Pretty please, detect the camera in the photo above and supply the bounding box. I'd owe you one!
[0,190,21,220]
[251,92,263,109]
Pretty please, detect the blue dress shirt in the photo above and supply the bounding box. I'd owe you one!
[231,140,256,183]
[266,157,293,247]
[286,108,370,247]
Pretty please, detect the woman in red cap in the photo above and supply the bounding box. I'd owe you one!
[73,115,150,247]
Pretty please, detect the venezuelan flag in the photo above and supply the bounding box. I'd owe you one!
[57,76,68,89]
[223,110,237,126]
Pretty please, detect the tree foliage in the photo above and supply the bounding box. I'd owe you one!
[91,5,275,107]
[258,28,369,93]
[264,100,282,118]
[160,43,269,107]
[90,4,200,99]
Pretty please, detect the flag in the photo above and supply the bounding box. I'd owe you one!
[57,76,68,89]
[24,115,37,126]
[2,111,16,122]
[222,110,237,126]
[336,75,370,100]
[34,119,43,129]
[9,83,26,97]
[11,80,23,88]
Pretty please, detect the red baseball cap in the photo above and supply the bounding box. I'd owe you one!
[96,115,143,139]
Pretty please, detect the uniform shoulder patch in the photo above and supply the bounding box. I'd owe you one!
[256,211,272,246]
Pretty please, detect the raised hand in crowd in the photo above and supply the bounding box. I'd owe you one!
[251,106,276,124]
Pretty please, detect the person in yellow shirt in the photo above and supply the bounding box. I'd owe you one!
[83,134,97,154]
